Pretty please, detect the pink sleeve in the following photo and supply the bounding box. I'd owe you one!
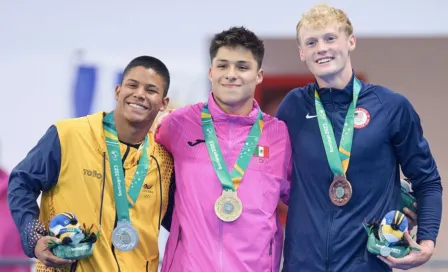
[280,131,292,205]
[154,114,176,153]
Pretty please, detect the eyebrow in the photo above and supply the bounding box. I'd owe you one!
[216,59,251,64]
[306,32,338,40]
[126,79,159,89]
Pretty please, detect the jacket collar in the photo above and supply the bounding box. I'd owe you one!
[206,92,261,125]
[85,112,155,168]
[315,72,356,105]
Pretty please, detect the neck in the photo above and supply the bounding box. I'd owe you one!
[316,64,353,90]
[213,96,253,116]
[113,112,151,145]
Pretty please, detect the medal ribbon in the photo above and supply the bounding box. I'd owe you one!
[315,78,361,176]
[202,104,263,191]
[103,112,150,222]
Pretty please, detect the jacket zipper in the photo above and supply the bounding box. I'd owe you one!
[70,262,78,272]
[325,211,335,271]
[269,238,273,270]
[111,145,131,271]
[325,96,339,272]
[325,97,337,272]
[218,220,223,272]
[219,120,234,271]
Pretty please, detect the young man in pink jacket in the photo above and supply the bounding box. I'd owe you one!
[155,26,292,271]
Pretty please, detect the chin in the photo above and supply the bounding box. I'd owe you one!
[315,66,341,79]
[124,112,150,125]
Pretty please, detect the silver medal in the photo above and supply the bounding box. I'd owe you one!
[112,220,139,252]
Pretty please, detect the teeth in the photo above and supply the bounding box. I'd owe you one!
[129,103,146,110]
[317,58,332,64]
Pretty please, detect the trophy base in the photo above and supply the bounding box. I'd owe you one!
[52,242,94,260]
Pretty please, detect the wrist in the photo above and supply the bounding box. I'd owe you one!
[419,239,435,248]
[419,240,435,258]
[25,219,49,258]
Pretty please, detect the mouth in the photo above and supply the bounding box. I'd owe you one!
[222,84,241,88]
[127,102,148,110]
[315,57,334,64]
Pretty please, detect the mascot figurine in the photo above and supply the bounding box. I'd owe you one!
[364,178,420,258]
[47,212,98,260]
[49,212,85,245]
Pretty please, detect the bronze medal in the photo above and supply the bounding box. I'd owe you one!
[329,175,352,206]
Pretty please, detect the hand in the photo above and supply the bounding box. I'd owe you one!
[403,202,418,231]
[377,232,434,270]
[34,236,75,268]
[153,109,175,131]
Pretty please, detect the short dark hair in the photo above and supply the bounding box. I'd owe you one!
[121,56,170,97]
[209,26,265,68]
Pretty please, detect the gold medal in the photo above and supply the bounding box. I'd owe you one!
[329,175,352,206]
[214,190,243,222]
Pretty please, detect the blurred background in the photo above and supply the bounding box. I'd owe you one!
[0,0,446,271]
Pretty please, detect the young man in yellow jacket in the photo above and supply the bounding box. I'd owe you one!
[8,56,174,272]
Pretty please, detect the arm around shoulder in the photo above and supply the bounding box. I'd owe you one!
[155,111,183,154]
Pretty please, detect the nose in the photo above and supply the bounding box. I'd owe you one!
[225,66,237,80]
[133,87,146,99]
[316,41,328,54]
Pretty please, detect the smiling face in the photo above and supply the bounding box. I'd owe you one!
[114,66,169,125]
[208,45,263,114]
[296,4,355,83]
[298,23,355,80]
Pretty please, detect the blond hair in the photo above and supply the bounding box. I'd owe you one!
[296,4,353,44]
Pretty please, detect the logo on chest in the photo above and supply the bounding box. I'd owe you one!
[83,169,103,180]
[253,145,269,164]
[354,107,371,129]
[142,183,154,198]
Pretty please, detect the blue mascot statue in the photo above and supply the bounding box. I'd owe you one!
[48,212,98,260]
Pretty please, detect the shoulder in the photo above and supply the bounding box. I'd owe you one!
[262,113,288,132]
[149,132,174,167]
[165,103,203,124]
[281,83,314,105]
[276,83,314,121]
[261,113,291,148]
[54,112,101,135]
[363,83,410,107]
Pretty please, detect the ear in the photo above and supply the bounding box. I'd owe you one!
[208,66,213,82]
[159,97,170,112]
[256,68,264,85]
[114,85,120,101]
[299,46,306,61]
[348,34,356,52]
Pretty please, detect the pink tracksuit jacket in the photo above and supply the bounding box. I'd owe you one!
[156,93,292,271]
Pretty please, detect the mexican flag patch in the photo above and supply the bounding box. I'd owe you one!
[254,145,269,158]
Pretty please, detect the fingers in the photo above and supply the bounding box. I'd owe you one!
[377,255,394,268]
[403,231,420,248]
[403,208,417,231]
[377,252,417,270]
[35,236,74,268]
[44,252,75,267]
[49,237,62,244]
[403,208,417,222]
[154,112,170,129]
